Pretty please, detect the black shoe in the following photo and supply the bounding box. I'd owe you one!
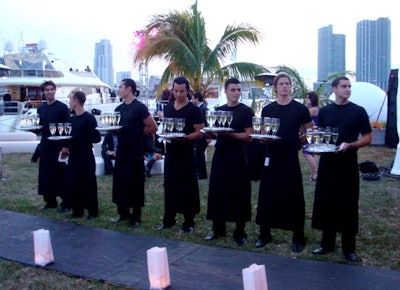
[155,224,172,231]
[182,226,194,233]
[292,243,306,253]
[205,232,226,241]
[69,213,83,219]
[312,247,333,255]
[130,220,140,228]
[255,235,272,248]
[344,253,357,262]
[59,208,70,213]
[39,203,57,210]
[110,216,129,223]
[234,237,247,246]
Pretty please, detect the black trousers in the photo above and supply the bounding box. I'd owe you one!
[321,230,356,254]
[163,211,195,228]
[213,220,247,239]
[117,205,142,222]
[259,224,306,245]
[194,138,208,179]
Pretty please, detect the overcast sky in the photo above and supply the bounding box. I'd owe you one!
[1,0,399,85]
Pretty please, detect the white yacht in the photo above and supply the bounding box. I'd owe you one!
[0,40,119,134]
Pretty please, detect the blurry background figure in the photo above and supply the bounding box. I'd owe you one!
[101,132,118,175]
[191,92,208,179]
[144,133,163,177]
[302,91,320,181]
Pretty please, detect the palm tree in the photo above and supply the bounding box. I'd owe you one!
[132,0,269,97]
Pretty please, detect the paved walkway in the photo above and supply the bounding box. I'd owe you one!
[0,209,399,289]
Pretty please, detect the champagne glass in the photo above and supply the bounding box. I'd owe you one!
[215,110,223,128]
[164,118,174,134]
[252,116,262,134]
[174,118,185,134]
[323,128,332,144]
[64,123,72,136]
[306,128,313,145]
[114,112,121,125]
[331,127,339,144]
[220,111,228,128]
[263,117,271,135]
[226,111,233,128]
[57,123,64,136]
[49,123,56,136]
[271,118,280,136]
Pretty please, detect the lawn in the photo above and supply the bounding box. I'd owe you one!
[0,145,399,289]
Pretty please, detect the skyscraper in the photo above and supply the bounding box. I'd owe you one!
[356,17,391,90]
[317,25,346,82]
[94,39,114,88]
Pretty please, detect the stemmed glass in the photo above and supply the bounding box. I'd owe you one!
[263,117,271,135]
[226,111,233,128]
[57,123,64,136]
[331,127,339,144]
[215,111,223,128]
[64,123,72,136]
[49,123,56,136]
[206,111,216,128]
[219,111,228,128]
[252,116,262,134]
[271,118,280,136]
[114,112,121,126]
[174,118,185,134]
[163,118,174,134]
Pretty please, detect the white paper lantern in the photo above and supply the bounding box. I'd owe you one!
[147,246,171,290]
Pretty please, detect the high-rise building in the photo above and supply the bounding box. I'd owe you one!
[116,71,132,85]
[356,17,391,90]
[94,39,114,88]
[317,25,346,82]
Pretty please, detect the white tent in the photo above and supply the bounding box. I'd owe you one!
[329,82,387,122]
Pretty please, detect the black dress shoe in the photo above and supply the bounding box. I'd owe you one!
[155,224,172,231]
[69,213,83,219]
[110,216,129,223]
[234,237,247,246]
[130,220,140,228]
[205,233,226,241]
[292,243,306,253]
[255,239,266,248]
[312,247,333,255]
[39,203,58,210]
[182,226,194,233]
[344,253,357,262]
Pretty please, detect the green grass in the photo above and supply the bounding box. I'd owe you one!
[0,146,399,288]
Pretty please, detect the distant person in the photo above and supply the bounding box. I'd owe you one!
[143,133,163,178]
[311,77,372,262]
[156,76,203,233]
[191,92,209,179]
[61,91,101,219]
[36,80,71,211]
[302,91,320,181]
[254,73,313,253]
[205,78,254,246]
[101,132,118,175]
[111,79,158,228]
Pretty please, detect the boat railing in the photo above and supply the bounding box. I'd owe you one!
[9,69,64,78]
